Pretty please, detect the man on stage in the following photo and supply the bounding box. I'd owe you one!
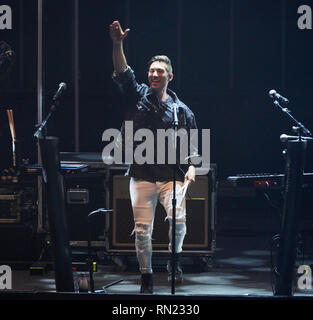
[109,20,198,294]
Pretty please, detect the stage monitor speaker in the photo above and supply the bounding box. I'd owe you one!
[109,168,216,252]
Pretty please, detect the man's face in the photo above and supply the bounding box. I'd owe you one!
[148,61,172,92]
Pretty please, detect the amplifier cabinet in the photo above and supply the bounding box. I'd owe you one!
[109,168,217,252]
[0,194,21,223]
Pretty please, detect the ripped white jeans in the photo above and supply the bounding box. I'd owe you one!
[129,177,187,274]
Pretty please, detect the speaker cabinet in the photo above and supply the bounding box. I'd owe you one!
[109,169,216,253]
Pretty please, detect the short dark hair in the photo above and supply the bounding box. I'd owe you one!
[147,55,173,76]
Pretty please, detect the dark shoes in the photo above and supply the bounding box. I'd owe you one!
[140,255,183,294]
[140,273,153,294]
[167,254,183,284]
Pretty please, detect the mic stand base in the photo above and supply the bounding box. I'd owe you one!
[87,209,123,293]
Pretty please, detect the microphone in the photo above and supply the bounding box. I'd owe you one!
[53,82,67,101]
[280,134,313,142]
[269,89,289,104]
[172,103,179,126]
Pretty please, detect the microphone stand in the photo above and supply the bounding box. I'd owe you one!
[34,100,59,139]
[273,100,312,138]
[33,91,75,292]
[87,208,111,293]
[271,98,312,296]
[171,104,179,295]
[87,208,123,293]
[33,96,74,292]
[34,83,67,138]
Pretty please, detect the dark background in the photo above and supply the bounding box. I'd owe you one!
[0,0,312,180]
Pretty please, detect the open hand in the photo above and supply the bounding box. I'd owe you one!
[109,20,130,42]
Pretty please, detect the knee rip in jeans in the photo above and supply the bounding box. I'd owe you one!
[131,222,152,238]
[132,223,152,250]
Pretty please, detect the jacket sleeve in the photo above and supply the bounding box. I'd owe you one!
[187,110,202,167]
[112,66,147,102]
[177,107,201,175]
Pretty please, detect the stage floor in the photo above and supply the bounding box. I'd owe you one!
[4,231,313,299]
[2,191,313,302]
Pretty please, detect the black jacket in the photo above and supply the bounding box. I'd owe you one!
[113,66,198,182]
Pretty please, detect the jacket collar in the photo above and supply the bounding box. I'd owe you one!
[146,87,179,105]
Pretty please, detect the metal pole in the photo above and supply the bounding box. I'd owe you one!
[37,0,44,232]
[281,0,286,91]
[73,0,79,152]
[176,0,182,91]
[229,0,235,90]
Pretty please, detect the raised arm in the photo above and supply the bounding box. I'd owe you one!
[109,20,130,74]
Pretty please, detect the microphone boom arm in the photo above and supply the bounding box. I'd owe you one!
[34,82,66,139]
[34,102,58,138]
[273,100,312,137]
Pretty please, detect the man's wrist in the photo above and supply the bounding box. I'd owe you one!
[113,65,130,77]
[112,40,123,46]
